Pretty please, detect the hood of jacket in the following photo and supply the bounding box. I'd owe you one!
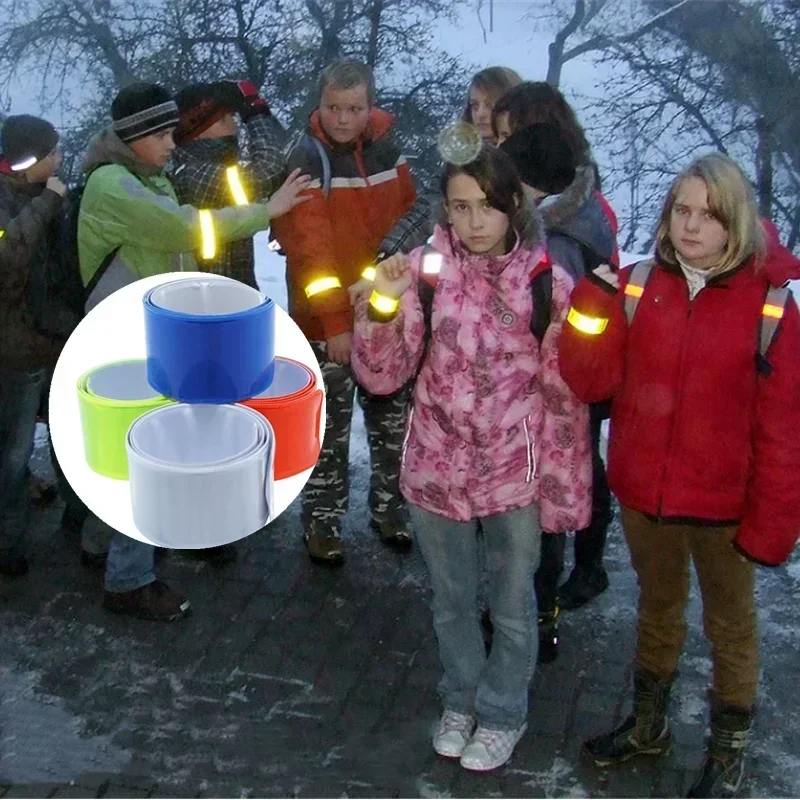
[308,107,396,150]
[82,126,164,178]
[538,163,615,262]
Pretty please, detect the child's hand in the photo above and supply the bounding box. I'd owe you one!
[375,254,412,298]
[593,264,620,289]
[348,277,374,307]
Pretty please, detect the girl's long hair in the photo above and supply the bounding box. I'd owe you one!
[655,153,766,273]
[440,145,525,250]
[462,67,522,125]
[492,81,590,164]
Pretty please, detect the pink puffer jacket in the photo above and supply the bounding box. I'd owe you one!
[352,219,592,531]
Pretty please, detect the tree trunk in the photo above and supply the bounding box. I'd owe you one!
[755,116,774,219]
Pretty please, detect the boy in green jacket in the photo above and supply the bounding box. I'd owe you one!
[69,83,309,620]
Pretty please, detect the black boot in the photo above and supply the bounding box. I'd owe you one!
[557,565,609,610]
[538,608,559,664]
[582,667,674,767]
[687,701,752,798]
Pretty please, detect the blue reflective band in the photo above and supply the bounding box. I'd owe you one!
[143,277,276,404]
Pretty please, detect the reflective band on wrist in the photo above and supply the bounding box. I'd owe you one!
[239,357,323,480]
[762,302,784,320]
[623,283,644,298]
[226,166,249,205]
[144,277,276,403]
[77,360,174,480]
[305,276,342,298]
[361,266,377,282]
[127,404,275,549]
[369,290,400,315]
[567,306,609,335]
[198,209,216,259]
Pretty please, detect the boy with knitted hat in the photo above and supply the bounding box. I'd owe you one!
[0,114,68,577]
[72,82,310,620]
[170,79,287,289]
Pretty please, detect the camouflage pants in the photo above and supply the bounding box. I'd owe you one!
[301,340,409,530]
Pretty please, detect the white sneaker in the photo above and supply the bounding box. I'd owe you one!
[433,710,476,758]
[459,722,528,771]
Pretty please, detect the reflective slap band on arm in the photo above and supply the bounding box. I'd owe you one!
[127,404,275,549]
[369,290,400,315]
[226,166,249,205]
[239,357,323,479]
[198,209,216,259]
[305,276,342,298]
[361,266,377,282]
[77,359,175,480]
[567,306,609,335]
[144,276,275,403]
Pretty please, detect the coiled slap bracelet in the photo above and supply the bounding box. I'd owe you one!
[239,357,323,479]
[78,360,174,480]
[127,403,275,549]
[144,277,276,404]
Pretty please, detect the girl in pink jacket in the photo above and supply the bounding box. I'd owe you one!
[351,145,591,772]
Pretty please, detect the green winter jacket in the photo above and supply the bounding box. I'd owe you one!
[78,127,272,310]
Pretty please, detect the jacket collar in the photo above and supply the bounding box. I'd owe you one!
[82,126,165,178]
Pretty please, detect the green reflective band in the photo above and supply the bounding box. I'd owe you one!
[305,276,342,298]
[567,306,609,335]
[369,290,400,315]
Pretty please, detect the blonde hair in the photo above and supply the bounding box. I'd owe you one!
[463,66,522,123]
[655,153,766,273]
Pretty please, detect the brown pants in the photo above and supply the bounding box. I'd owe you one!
[621,507,759,709]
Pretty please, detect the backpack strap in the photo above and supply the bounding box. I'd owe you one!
[529,251,553,346]
[759,285,791,368]
[623,258,656,325]
[307,136,331,198]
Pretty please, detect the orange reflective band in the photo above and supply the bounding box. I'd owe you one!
[305,276,342,298]
[762,303,785,320]
[198,210,216,260]
[361,266,377,282]
[567,307,609,335]
[624,283,644,298]
[369,290,400,315]
[226,166,249,205]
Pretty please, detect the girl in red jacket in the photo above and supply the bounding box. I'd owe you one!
[559,152,800,798]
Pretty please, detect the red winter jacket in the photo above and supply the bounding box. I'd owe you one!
[558,257,800,566]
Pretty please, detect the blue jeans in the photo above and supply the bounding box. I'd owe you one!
[0,368,48,558]
[50,428,155,593]
[410,503,542,730]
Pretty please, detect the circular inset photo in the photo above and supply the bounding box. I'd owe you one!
[49,272,325,549]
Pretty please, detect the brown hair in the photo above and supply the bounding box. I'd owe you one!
[655,153,766,273]
[440,145,525,247]
[492,81,590,163]
[318,60,376,105]
[463,66,522,124]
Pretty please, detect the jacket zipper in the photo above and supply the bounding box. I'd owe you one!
[523,416,536,483]
[401,407,415,468]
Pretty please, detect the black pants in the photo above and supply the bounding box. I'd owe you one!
[534,403,612,613]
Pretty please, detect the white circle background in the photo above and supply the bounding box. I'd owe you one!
[49,272,324,546]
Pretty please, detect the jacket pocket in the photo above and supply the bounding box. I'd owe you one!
[522,415,537,483]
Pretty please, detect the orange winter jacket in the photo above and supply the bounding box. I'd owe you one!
[272,108,416,341]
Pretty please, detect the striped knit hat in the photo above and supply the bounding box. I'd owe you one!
[111,83,179,144]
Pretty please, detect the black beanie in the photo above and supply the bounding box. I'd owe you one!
[111,82,179,144]
[500,123,577,195]
[174,82,238,145]
[0,114,59,171]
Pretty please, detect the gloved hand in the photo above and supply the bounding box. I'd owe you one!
[236,80,270,121]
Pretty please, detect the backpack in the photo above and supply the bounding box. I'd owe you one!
[623,259,792,372]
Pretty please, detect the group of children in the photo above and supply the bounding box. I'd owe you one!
[2,56,800,795]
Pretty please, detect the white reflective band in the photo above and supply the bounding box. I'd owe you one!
[369,290,400,315]
[567,307,608,335]
[305,276,342,298]
[10,156,37,172]
[226,166,249,205]
[198,210,216,260]
[361,266,377,282]
[422,252,443,275]
[268,239,282,252]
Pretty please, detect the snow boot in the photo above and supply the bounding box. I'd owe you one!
[582,666,674,767]
[687,700,752,798]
